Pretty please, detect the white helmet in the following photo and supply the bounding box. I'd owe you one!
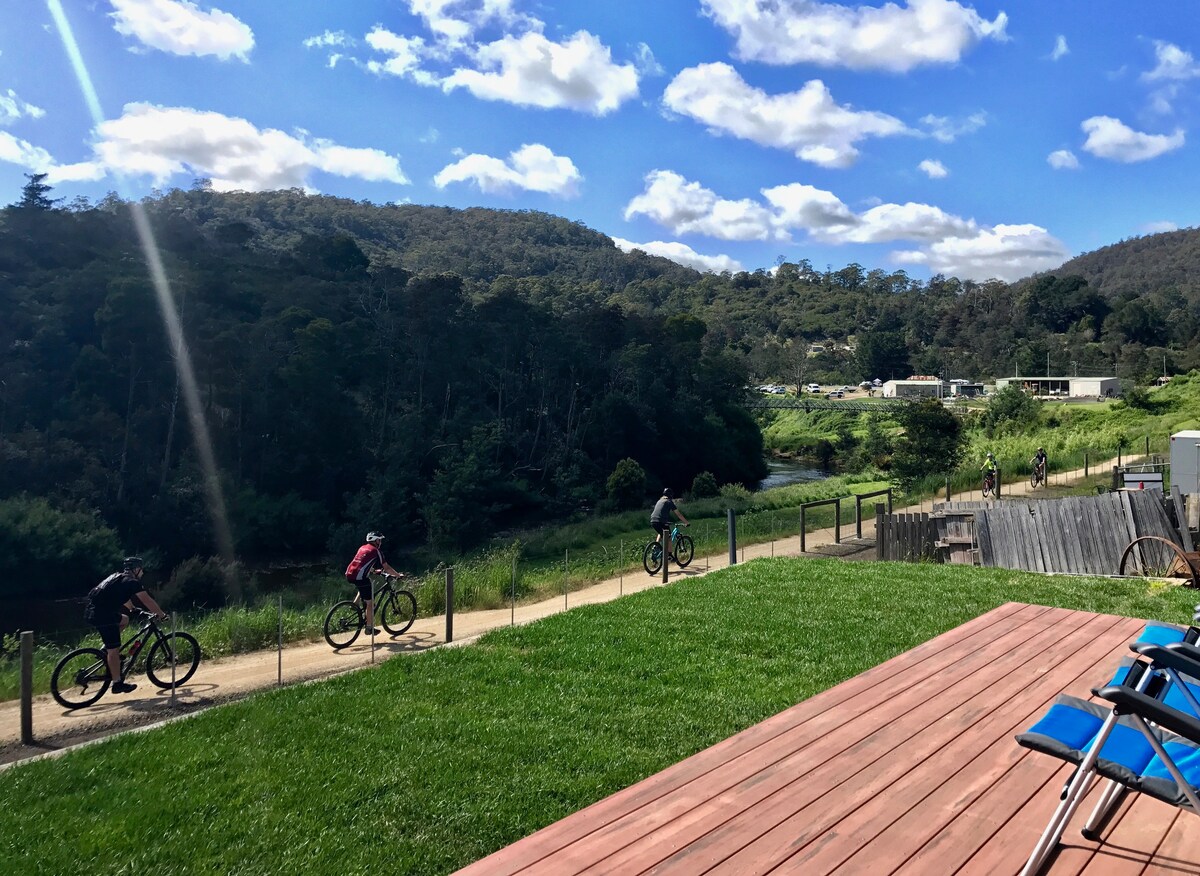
[365,531,385,543]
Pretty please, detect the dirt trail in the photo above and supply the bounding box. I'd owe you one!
[0,457,1116,764]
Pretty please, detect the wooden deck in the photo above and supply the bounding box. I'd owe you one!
[454,603,1200,875]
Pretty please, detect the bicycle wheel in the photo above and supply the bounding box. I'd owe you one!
[324,600,362,649]
[643,541,663,575]
[982,478,993,498]
[145,632,201,688]
[380,590,417,636]
[51,648,110,709]
[674,535,695,567]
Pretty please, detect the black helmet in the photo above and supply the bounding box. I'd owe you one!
[123,556,145,572]
[663,488,673,499]
[365,531,385,543]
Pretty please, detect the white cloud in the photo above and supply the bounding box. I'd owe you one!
[918,159,948,178]
[303,30,355,49]
[1080,115,1184,162]
[443,31,639,114]
[406,0,530,47]
[663,63,908,167]
[0,89,45,126]
[1050,35,1069,61]
[1141,220,1178,234]
[365,28,435,83]
[63,103,410,191]
[700,0,1007,72]
[623,169,1064,282]
[916,224,1069,281]
[45,161,107,184]
[623,170,777,241]
[633,42,664,77]
[611,237,742,273]
[0,131,55,170]
[1047,149,1079,170]
[109,0,254,61]
[433,143,581,196]
[920,111,986,143]
[1143,40,1200,81]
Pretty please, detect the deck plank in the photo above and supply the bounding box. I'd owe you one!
[453,605,1200,876]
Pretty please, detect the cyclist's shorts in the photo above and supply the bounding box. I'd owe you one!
[651,520,669,535]
[92,618,123,650]
[354,579,374,602]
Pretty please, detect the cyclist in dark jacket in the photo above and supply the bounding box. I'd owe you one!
[650,488,690,546]
[86,556,167,694]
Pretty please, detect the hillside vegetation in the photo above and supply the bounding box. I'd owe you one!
[5,179,1200,601]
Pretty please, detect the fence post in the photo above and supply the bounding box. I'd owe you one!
[727,508,737,565]
[834,499,842,544]
[277,595,283,687]
[1146,436,1150,456]
[946,476,951,502]
[855,495,863,539]
[1085,452,1089,478]
[171,612,178,698]
[20,631,33,744]
[565,549,570,606]
[996,466,1002,498]
[619,539,624,595]
[875,504,885,561]
[445,567,454,643]
[800,505,807,553]
[887,488,893,513]
[511,554,517,626]
[661,532,668,584]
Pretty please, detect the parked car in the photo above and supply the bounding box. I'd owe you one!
[826,390,844,399]
[806,383,821,393]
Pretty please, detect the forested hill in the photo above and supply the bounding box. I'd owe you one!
[140,187,701,289]
[0,184,756,599]
[1048,227,1200,299]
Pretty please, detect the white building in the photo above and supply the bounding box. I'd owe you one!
[882,379,945,399]
[993,376,1120,398]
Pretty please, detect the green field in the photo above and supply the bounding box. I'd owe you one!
[1,559,1195,875]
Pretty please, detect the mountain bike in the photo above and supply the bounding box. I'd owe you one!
[324,572,417,649]
[982,470,996,499]
[643,523,694,575]
[50,610,201,709]
[1030,462,1046,488]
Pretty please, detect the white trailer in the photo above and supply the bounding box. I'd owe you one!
[1170,430,1200,493]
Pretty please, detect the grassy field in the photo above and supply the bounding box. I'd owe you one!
[1,559,1196,875]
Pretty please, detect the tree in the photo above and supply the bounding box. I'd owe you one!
[16,173,56,210]
[855,330,910,381]
[605,458,646,510]
[890,400,965,493]
[982,384,1041,435]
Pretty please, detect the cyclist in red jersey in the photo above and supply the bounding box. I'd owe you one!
[345,532,402,636]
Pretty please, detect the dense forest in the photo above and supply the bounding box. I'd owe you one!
[4,178,1199,596]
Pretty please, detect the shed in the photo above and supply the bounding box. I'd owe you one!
[881,379,944,399]
[1171,430,1200,493]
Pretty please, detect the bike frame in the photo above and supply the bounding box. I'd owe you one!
[115,615,166,679]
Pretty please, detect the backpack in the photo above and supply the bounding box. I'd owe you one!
[88,572,124,601]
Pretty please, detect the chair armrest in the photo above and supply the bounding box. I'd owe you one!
[1133,644,1200,680]
[1096,684,1200,743]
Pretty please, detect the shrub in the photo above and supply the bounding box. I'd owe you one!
[159,557,257,609]
[718,483,752,510]
[605,458,646,510]
[690,471,718,498]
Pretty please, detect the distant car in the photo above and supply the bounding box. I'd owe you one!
[826,390,844,399]
[806,383,821,393]
[839,385,853,392]
[770,386,786,394]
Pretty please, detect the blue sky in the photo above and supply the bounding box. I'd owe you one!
[2,1,1199,282]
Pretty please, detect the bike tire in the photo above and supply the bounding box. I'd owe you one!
[324,600,363,649]
[380,590,417,636]
[643,541,663,575]
[145,632,201,688]
[675,535,695,567]
[51,647,110,709]
[1030,470,1039,488]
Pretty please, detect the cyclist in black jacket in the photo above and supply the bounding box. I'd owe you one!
[85,557,167,694]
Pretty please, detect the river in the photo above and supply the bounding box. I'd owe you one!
[757,458,830,490]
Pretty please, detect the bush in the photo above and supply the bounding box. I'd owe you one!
[0,496,122,599]
[982,385,1042,435]
[159,557,257,609]
[605,458,646,510]
[690,471,718,498]
[718,483,752,510]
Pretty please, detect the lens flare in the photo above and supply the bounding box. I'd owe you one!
[48,0,235,564]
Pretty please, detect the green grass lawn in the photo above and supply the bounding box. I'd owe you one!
[2,559,1196,875]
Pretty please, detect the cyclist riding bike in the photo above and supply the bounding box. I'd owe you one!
[345,532,403,637]
[650,488,690,547]
[1030,446,1047,480]
[85,556,167,695]
[981,452,998,493]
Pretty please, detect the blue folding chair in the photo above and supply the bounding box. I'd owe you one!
[1016,642,1200,875]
